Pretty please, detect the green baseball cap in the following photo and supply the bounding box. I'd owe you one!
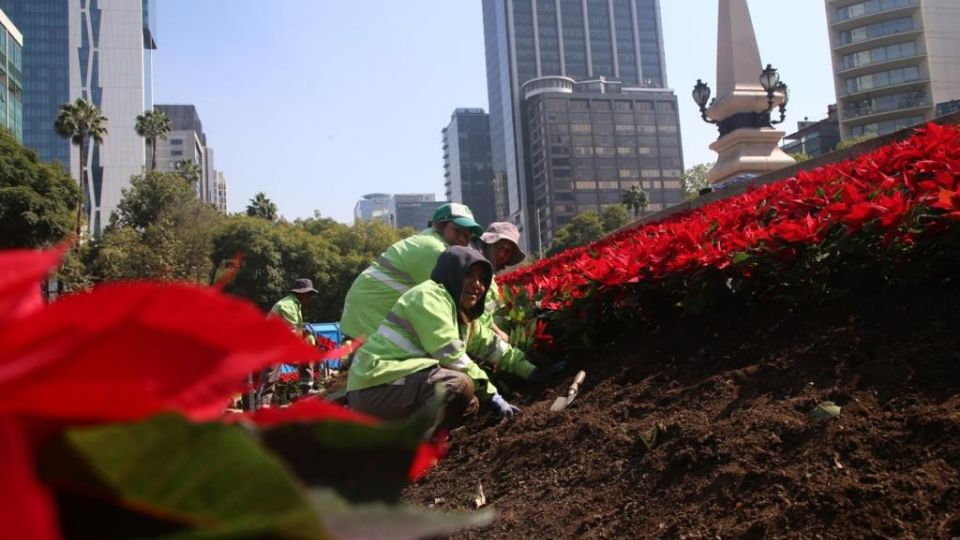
[430,203,484,236]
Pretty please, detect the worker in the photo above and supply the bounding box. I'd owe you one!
[258,278,319,406]
[347,246,560,427]
[474,222,526,340]
[340,203,484,342]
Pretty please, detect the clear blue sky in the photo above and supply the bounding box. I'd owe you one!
[154,1,834,223]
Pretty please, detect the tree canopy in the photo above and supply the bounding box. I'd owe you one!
[0,128,80,248]
[681,163,713,199]
[246,192,278,221]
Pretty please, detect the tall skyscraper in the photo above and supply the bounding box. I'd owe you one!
[354,193,392,224]
[825,0,960,139]
[482,0,672,246]
[442,108,497,228]
[0,0,155,234]
[390,194,443,230]
[0,8,23,141]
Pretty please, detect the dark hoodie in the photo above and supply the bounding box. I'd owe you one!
[430,246,493,321]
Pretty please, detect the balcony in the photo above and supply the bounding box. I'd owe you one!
[833,28,922,55]
[841,77,928,100]
[842,91,928,120]
[835,53,925,79]
[831,0,919,30]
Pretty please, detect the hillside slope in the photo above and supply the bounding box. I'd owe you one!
[404,282,960,538]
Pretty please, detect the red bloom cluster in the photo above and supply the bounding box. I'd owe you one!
[0,246,436,538]
[500,123,960,316]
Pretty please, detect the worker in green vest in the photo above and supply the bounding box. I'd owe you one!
[348,246,551,426]
[340,203,484,341]
[474,221,527,339]
[257,278,318,406]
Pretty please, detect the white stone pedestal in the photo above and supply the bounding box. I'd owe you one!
[707,127,796,184]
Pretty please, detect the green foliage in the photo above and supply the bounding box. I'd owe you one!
[681,162,713,200]
[211,216,409,322]
[835,134,876,151]
[547,211,604,256]
[173,158,202,185]
[135,109,171,170]
[88,171,220,283]
[790,152,811,163]
[621,184,649,218]
[0,128,80,248]
[600,204,630,232]
[246,191,278,221]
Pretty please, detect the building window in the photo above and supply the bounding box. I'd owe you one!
[171,150,183,156]
[170,138,183,145]
[841,41,916,70]
[571,124,593,133]
[849,115,924,137]
[575,180,597,190]
[838,16,914,45]
[834,0,916,23]
[844,65,920,94]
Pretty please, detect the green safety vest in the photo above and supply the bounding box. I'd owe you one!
[340,228,448,339]
[346,280,536,399]
[270,294,315,345]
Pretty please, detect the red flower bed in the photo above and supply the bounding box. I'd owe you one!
[499,123,960,349]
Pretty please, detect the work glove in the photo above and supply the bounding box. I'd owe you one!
[490,393,520,417]
[527,361,567,383]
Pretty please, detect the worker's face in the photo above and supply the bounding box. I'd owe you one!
[460,264,487,311]
[296,292,315,305]
[440,222,474,247]
[492,239,518,268]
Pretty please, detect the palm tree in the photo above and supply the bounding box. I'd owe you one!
[622,184,649,219]
[135,109,171,170]
[246,192,278,221]
[55,98,108,236]
[173,159,203,186]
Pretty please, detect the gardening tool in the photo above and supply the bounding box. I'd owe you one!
[550,370,586,412]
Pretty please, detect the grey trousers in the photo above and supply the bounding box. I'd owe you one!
[348,367,479,430]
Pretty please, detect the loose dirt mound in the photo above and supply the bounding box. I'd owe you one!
[404,283,960,539]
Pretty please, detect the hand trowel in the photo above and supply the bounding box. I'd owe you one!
[550,370,586,412]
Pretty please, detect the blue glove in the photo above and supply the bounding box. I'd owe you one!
[527,361,567,383]
[491,393,520,417]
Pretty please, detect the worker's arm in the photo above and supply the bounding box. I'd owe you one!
[467,316,536,380]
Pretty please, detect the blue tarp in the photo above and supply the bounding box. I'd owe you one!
[305,322,344,369]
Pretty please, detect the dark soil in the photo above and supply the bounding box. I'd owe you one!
[403,283,960,539]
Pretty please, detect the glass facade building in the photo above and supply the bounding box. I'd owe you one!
[523,78,683,247]
[443,108,497,228]
[825,0,960,139]
[0,8,23,141]
[482,0,672,247]
[0,0,153,235]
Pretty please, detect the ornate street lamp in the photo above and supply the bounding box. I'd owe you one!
[692,64,789,132]
[692,79,717,125]
[759,64,788,125]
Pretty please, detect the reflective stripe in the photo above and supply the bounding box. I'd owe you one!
[375,256,416,284]
[487,338,511,366]
[385,312,418,339]
[376,324,426,356]
[364,267,408,293]
[485,299,498,313]
[433,339,465,360]
[448,354,474,371]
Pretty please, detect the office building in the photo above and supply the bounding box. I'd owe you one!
[0,9,22,141]
[826,0,960,139]
[443,108,497,227]
[0,0,156,234]
[782,104,842,158]
[354,193,392,224]
[155,104,209,202]
[390,193,443,231]
[482,0,673,246]
[523,76,683,248]
[212,170,227,213]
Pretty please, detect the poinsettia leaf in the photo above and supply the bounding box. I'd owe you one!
[0,243,68,327]
[310,489,495,540]
[247,394,445,503]
[38,413,331,539]
[0,282,324,423]
[0,417,61,540]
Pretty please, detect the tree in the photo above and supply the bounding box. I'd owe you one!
[88,171,221,283]
[547,211,604,256]
[622,184,649,218]
[135,109,171,170]
[681,163,713,200]
[835,134,876,151]
[0,128,80,248]
[246,192,278,221]
[600,204,629,233]
[173,159,202,186]
[789,152,811,163]
[54,98,108,236]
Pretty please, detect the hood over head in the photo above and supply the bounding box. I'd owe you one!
[430,246,493,320]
